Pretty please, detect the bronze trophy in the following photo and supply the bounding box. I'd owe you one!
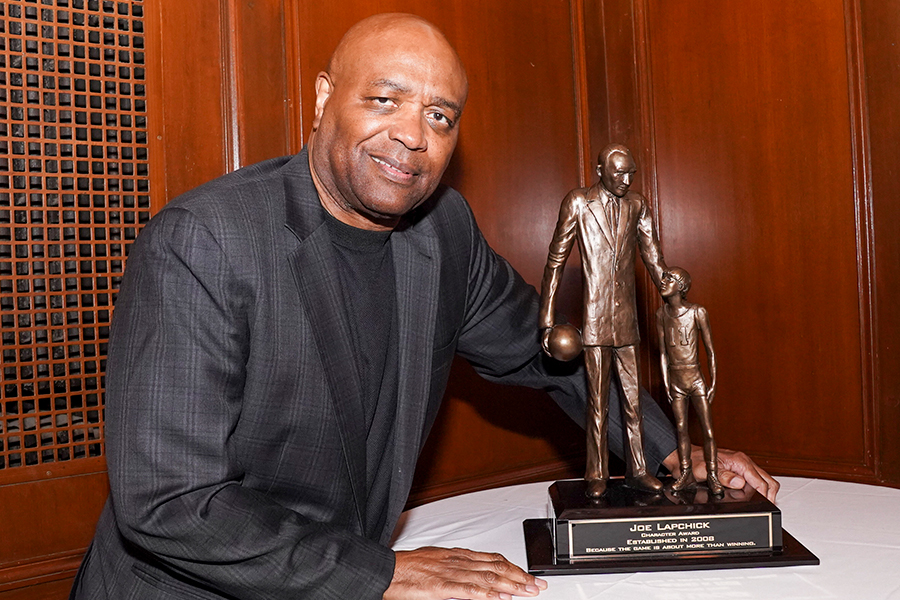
[524,144,818,575]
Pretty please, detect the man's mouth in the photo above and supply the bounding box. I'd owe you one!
[371,155,417,183]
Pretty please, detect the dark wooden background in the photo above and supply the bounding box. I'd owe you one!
[2,0,898,596]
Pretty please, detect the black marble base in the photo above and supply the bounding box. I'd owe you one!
[523,518,820,575]
[523,477,819,575]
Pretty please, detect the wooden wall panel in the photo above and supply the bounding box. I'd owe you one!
[290,0,591,501]
[147,0,289,201]
[623,0,878,479]
[860,0,900,485]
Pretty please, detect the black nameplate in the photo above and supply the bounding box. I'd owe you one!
[549,479,782,560]
[562,512,776,559]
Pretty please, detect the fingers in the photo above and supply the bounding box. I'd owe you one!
[716,448,780,503]
[687,446,780,503]
[541,330,551,356]
[387,547,548,600]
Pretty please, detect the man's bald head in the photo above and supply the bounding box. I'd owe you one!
[308,14,469,231]
[327,14,467,92]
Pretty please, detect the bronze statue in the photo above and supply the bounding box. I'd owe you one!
[540,143,667,498]
[656,267,723,495]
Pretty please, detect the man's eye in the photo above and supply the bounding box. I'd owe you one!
[429,111,454,129]
[368,97,395,108]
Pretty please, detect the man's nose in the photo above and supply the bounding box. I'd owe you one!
[389,106,428,151]
[622,173,632,186]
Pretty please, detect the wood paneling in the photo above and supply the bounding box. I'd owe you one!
[146,0,289,201]
[860,0,900,485]
[606,0,888,481]
[0,473,108,593]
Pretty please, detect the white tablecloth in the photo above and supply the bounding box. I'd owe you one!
[391,477,900,599]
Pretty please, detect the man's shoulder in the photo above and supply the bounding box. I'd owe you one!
[565,186,591,205]
[166,154,300,214]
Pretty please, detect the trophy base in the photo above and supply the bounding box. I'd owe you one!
[523,477,819,575]
[524,518,819,574]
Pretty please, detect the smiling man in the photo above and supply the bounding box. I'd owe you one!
[309,16,468,231]
[70,14,777,600]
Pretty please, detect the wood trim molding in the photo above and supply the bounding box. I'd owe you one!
[570,0,591,188]
[284,0,305,153]
[220,0,243,172]
[842,0,878,477]
[0,551,83,593]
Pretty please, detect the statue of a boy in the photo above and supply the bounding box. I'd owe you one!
[656,267,723,495]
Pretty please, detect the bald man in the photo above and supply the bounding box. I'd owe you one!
[71,14,777,600]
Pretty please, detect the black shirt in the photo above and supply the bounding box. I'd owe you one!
[324,210,399,539]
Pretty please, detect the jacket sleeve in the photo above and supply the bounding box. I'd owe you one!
[104,207,394,600]
[538,191,579,329]
[636,196,667,290]
[450,199,677,475]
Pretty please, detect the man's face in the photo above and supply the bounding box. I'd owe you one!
[309,25,468,230]
[598,151,636,198]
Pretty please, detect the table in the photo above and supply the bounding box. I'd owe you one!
[391,477,900,599]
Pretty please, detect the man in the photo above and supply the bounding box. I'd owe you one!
[657,267,722,495]
[540,144,668,498]
[71,14,777,600]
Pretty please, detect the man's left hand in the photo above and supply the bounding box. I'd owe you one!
[663,446,780,503]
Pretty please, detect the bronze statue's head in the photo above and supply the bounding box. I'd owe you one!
[596,143,636,198]
[308,14,469,231]
[662,267,692,298]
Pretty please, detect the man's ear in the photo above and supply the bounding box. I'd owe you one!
[312,71,334,132]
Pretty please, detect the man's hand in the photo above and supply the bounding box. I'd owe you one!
[663,446,780,503]
[385,547,547,600]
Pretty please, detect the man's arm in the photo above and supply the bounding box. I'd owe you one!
[656,309,673,403]
[538,191,579,334]
[105,208,394,599]
[635,197,667,289]
[696,306,717,402]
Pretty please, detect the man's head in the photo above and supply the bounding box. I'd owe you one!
[661,267,692,299]
[308,14,469,231]
[596,143,636,198]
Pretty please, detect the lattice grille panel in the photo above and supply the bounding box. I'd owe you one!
[0,0,149,475]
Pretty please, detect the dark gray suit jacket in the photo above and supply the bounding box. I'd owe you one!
[71,150,676,599]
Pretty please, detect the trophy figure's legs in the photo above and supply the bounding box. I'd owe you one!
[692,392,723,496]
[584,347,611,498]
[615,345,663,493]
[584,346,663,497]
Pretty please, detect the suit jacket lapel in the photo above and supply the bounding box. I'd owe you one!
[383,221,440,535]
[283,151,368,533]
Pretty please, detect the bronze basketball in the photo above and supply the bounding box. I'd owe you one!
[547,324,583,362]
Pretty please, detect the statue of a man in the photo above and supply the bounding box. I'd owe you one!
[540,144,667,498]
[656,267,723,495]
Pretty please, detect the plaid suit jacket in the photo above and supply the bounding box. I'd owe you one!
[71,150,676,599]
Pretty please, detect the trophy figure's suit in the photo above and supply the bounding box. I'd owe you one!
[540,178,667,486]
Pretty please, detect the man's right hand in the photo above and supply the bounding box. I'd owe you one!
[384,547,547,600]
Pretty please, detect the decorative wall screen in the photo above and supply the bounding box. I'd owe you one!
[0,0,149,482]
